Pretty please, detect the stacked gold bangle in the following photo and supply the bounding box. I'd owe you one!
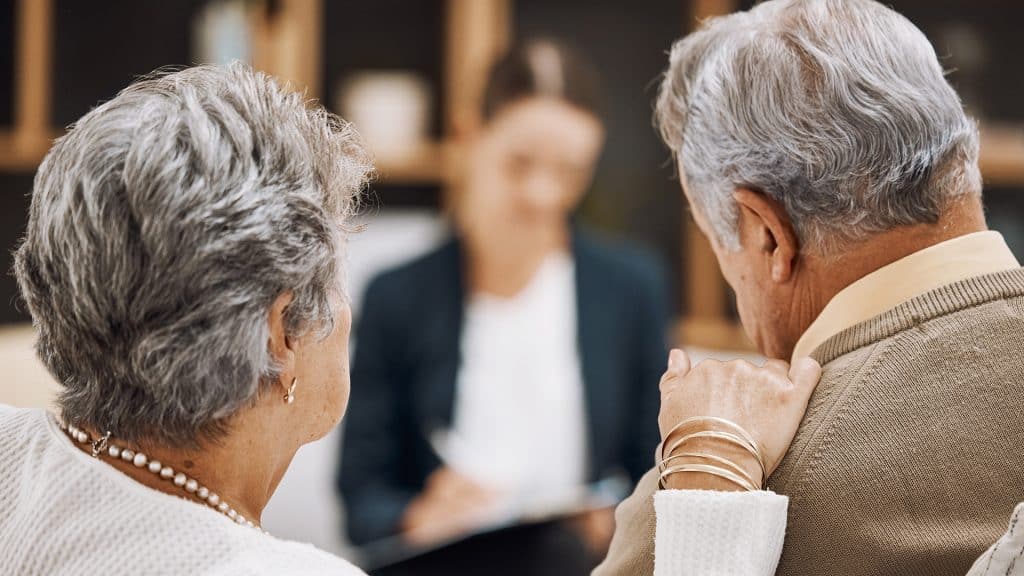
[656,416,767,491]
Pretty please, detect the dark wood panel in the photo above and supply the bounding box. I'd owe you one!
[52,0,206,128]
[0,171,34,324]
[366,185,443,211]
[0,0,14,128]
[985,187,1024,260]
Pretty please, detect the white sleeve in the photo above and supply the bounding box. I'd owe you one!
[966,502,1024,576]
[654,489,789,576]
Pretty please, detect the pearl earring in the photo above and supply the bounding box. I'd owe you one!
[284,378,297,404]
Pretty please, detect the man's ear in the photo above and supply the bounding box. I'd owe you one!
[734,188,800,283]
[267,290,297,381]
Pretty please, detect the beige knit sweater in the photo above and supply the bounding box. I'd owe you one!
[595,268,1024,576]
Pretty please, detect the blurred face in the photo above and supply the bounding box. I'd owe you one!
[464,98,604,227]
[680,165,801,359]
[289,290,352,442]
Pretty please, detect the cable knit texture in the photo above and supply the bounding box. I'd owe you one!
[654,490,787,576]
[596,268,1024,576]
[0,405,365,576]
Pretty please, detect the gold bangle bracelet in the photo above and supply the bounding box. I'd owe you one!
[663,429,767,488]
[659,462,758,491]
[659,416,756,451]
[660,417,764,464]
[657,416,768,489]
[664,430,750,464]
[660,451,761,489]
[663,416,759,447]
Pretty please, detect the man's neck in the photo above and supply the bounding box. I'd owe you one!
[788,195,988,354]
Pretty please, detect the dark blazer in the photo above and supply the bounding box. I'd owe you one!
[338,227,669,546]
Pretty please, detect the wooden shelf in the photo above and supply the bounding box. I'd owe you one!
[0,130,55,171]
[0,0,508,193]
[0,131,458,187]
[979,126,1024,186]
[373,141,452,185]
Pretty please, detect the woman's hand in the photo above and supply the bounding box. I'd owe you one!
[658,349,821,491]
[568,508,616,557]
[400,466,497,546]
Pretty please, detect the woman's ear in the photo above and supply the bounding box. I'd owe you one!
[734,188,800,283]
[267,290,296,377]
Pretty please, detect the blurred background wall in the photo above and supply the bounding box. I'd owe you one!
[0,0,1022,560]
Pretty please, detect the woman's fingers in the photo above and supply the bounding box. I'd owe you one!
[657,354,825,483]
[659,348,691,394]
[668,348,691,374]
[762,359,790,375]
[788,357,822,397]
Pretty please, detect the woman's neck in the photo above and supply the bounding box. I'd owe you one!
[465,221,571,298]
[69,417,294,528]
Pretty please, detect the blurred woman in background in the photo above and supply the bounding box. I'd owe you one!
[339,39,668,574]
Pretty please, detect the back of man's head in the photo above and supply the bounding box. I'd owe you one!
[656,0,979,254]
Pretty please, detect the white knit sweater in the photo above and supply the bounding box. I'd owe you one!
[653,485,1024,576]
[0,405,364,576]
[654,489,789,575]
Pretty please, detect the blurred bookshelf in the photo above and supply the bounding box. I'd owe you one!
[0,0,508,323]
[1,0,1022,354]
[0,0,503,178]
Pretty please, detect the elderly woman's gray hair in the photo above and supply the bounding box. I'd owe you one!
[656,0,981,253]
[14,63,371,446]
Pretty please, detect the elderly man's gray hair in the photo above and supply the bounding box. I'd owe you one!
[14,63,371,445]
[656,0,981,252]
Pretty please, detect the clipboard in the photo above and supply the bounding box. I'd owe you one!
[357,478,627,572]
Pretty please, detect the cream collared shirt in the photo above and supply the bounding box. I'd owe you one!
[792,231,1021,361]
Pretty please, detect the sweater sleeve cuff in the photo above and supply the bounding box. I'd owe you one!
[654,489,788,576]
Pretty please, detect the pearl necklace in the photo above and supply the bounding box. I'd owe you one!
[61,421,266,533]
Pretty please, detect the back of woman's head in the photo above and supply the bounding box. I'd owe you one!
[14,63,371,446]
[482,39,603,122]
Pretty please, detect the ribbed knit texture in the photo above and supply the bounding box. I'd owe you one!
[653,490,787,576]
[595,268,1024,576]
[0,405,365,576]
